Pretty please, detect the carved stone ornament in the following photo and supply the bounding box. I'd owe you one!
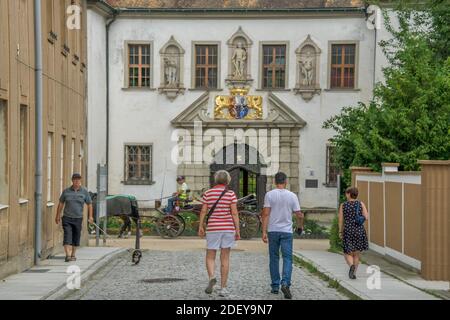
[226,27,254,88]
[214,87,263,120]
[159,36,186,101]
[294,35,322,101]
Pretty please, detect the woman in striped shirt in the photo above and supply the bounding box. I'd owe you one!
[198,170,241,298]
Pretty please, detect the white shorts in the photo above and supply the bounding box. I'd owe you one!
[206,232,236,250]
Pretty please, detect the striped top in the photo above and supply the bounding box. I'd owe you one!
[201,185,237,233]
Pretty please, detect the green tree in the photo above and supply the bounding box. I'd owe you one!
[323,1,450,186]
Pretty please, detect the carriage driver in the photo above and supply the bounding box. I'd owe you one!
[164,176,189,214]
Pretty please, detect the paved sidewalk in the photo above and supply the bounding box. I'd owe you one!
[294,250,440,300]
[361,250,449,299]
[0,247,126,300]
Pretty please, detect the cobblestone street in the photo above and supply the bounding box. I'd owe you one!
[65,249,347,300]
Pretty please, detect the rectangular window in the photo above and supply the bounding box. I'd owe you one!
[0,100,7,204]
[60,136,66,193]
[330,44,356,89]
[47,133,53,202]
[195,45,218,89]
[19,105,28,198]
[326,145,338,186]
[128,44,151,88]
[125,145,152,183]
[262,45,286,89]
[71,138,75,176]
[80,140,84,180]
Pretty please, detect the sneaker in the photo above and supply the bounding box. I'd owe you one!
[281,285,292,299]
[218,287,230,298]
[205,278,217,294]
[349,265,356,279]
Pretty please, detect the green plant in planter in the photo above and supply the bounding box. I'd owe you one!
[329,215,343,253]
[303,219,328,236]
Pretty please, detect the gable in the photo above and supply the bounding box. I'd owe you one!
[171,92,307,129]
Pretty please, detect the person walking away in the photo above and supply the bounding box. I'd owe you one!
[339,187,369,279]
[198,170,241,298]
[56,173,94,262]
[262,172,304,299]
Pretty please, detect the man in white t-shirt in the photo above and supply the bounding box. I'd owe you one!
[262,172,304,299]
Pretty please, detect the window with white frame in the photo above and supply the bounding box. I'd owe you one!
[124,144,152,184]
[127,43,151,88]
[0,100,8,205]
[20,105,29,199]
[326,144,339,187]
[47,133,53,202]
[71,138,75,176]
[60,136,66,193]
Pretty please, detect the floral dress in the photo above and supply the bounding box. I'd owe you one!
[342,201,369,254]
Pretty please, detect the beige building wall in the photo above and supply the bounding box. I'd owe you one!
[0,0,88,280]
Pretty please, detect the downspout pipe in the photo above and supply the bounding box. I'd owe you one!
[105,13,117,195]
[33,0,43,265]
[373,27,378,100]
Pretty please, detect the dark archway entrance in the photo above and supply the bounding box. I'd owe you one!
[210,144,267,210]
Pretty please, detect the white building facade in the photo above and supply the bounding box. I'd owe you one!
[86,0,390,211]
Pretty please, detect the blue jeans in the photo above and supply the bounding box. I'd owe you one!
[165,197,177,214]
[268,232,293,289]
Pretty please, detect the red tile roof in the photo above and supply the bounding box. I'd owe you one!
[105,0,365,9]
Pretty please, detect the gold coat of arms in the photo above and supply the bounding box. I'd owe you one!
[214,88,263,120]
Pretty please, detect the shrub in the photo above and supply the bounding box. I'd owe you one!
[329,215,343,253]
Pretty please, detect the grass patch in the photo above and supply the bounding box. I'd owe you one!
[293,255,361,300]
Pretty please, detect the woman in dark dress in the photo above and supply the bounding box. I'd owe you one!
[339,187,369,279]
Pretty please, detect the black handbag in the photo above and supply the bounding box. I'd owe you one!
[355,201,366,226]
[206,188,228,225]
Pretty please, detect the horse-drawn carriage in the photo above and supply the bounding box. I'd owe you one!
[92,192,262,264]
[151,192,261,239]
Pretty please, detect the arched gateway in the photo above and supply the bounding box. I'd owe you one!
[171,90,307,209]
[210,144,267,210]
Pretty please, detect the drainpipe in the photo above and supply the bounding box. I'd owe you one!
[33,0,43,265]
[373,27,378,100]
[106,14,117,195]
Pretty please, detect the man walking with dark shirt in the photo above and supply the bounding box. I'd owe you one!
[56,173,94,262]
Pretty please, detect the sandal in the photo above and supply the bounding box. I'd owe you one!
[70,256,77,261]
[65,256,71,262]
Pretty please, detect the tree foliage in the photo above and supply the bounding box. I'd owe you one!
[323,0,450,185]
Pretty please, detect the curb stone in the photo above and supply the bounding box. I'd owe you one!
[43,248,128,300]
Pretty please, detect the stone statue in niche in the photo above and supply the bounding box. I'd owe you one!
[232,42,247,79]
[164,56,178,87]
[300,52,314,86]
[294,35,322,101]
[226,27,253,88]
[159,36,185,101]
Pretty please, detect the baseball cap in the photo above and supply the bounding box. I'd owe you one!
[72,173,82,180]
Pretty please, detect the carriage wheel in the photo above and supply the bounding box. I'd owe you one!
[156,215,185,239]
[132,249,142,265]
[239,211,260,240]
[176,215,186,237]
